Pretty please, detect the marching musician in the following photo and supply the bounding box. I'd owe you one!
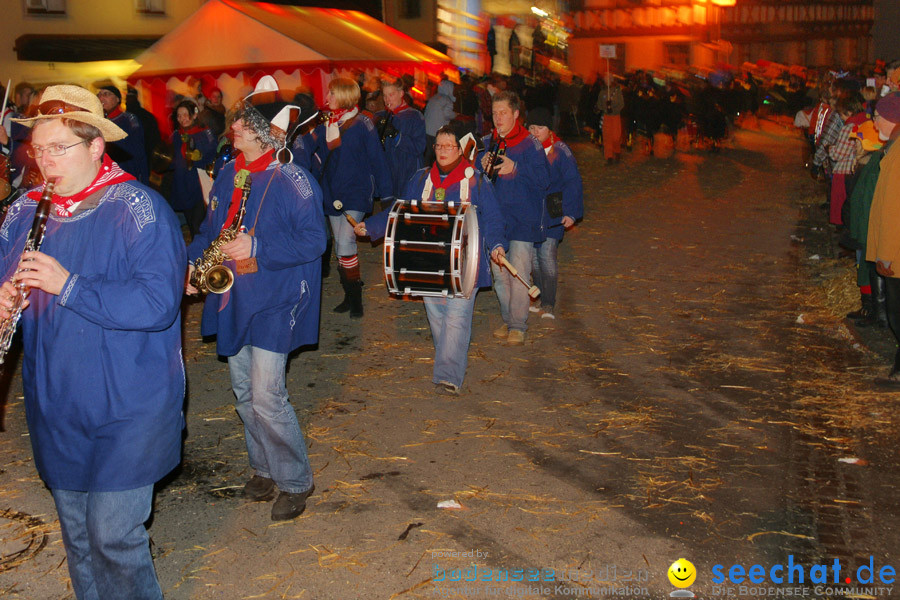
[186,76,325,521]
[354,124,507,395]
[0,84,186,600]
[96,85,149,185]
[377,77,426,209]
[170,99,217,238]
[477,91,550,345]
[525,107,584,320]
[312,77,393,318]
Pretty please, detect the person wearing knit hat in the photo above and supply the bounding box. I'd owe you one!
[2,83,187,599]
[186,75,324,521]
[866,92,900,385]
[526,107,583,320]
[96,84,148,184]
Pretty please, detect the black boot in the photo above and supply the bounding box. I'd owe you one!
[348,280,364,318]
[333,268,352,313]
[849,293,876,326]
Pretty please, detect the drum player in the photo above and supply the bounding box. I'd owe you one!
[354,124,507,395]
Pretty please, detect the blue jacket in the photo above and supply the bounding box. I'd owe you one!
[188,159,327,356]
[377,107,426,197]
[477,132,550,242]
[365,167,507,289]
[0,180,186,491]
[170,127,217,211]
[312,115,393,215]
[107,111,149,185]
[544,139,584,241]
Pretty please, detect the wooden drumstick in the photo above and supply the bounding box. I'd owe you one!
[499,257,541,299]
[333,200,358,227]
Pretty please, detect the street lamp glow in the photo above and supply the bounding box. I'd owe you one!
[710,0,735,6]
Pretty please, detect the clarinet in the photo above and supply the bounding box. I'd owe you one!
[0,180,55,365]
[484,133,507,183]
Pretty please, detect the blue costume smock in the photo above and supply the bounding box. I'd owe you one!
[477,132,550,243]
[0,181,187,492]
[365,167,507,289]
[544,138,584,241]
[107,110,149,185]
[187,159,327,357]
[377,107,426,198]
[312,115,393,216]
[170,127,217,211]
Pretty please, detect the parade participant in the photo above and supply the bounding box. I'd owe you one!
[866,93,900,386]
[312,77,392,318]
[186,76,324,520]
[96,85,149,184]
[2,82,38,188]
[1,84,186,600]
[354,125,507,394]
[378,78,426,209]
[596,76,625,163]
[423,79,457,164]
[477,90,550,345]
[525,107,583,320]
[170,99,216,238]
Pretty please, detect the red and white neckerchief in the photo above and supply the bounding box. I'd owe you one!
[325,107,358,147]
[106,106,123,120]
[27,154,136,217]
[540,131,558,156]
[222,148,274,231]
[420,157,475,204]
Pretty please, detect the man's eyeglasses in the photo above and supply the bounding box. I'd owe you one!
[26,141,87,159]
[433,144,459,151]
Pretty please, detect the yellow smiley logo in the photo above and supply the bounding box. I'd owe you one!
[668,558,697,588]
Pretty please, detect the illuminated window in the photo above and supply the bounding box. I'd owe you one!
[664,42,690,66]
[24,0,66,15]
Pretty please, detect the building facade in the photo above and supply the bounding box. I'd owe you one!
[567,0,875,78]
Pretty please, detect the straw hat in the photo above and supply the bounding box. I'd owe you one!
[12,84,127,142]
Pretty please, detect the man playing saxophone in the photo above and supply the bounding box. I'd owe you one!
[0,84,186,600]
[185,76,325,521]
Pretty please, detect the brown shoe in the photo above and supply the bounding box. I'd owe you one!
[242,475,276,501]
[507,329,525,345]
[271,486,315,521]
[493,324,508,339]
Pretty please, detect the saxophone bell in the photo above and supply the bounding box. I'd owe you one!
[204,264,234,294]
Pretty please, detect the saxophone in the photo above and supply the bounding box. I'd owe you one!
[189,176,251,295]
[0,180,55,365]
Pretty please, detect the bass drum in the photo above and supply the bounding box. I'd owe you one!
[383,199,480,298]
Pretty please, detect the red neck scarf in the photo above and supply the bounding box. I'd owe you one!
[328,108,352,126]
[498,122,530,148]
[224,149,274,229]
[429,157,471,196]
[106,107,123,120]
[391,101,410,115]
[27,154,135,217]
[541,131,558,150]
[179,125,205,136]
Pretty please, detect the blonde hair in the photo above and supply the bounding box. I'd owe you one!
[328,78,360,109]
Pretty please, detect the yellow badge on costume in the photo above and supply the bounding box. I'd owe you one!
[435,188,445,202]
[234,169,250,189]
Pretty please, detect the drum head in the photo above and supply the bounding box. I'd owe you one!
[454,204,480,298]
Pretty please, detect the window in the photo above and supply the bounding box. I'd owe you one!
[24,0,66,15]
[401,0,421,19]
[136,0,165,15]
[664,42,690,66]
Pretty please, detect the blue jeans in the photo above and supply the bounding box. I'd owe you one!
[328,210,364,257]
[228,345,314,494]
[490,240,535,332]
[51,485,162,600]
[532,237,559,312]
[424,293,477,388]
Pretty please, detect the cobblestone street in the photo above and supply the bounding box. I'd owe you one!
[2,121,898,599]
